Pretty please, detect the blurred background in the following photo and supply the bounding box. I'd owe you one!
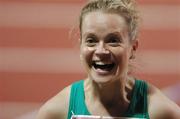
[0,0,179,119]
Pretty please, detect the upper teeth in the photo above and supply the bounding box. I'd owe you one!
[95,62,112,65]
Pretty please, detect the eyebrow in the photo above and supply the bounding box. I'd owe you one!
[108,31,121,35]
[105,32,123,39]
[106,31,123,38]
[83,31,122,36]
[82,31,96,38]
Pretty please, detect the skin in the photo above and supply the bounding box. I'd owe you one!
[80,11,136,116]
[36,11,180,119]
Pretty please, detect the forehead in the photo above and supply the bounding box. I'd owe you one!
[82,11,128,34]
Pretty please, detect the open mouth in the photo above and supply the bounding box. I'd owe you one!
[92,61,115,72]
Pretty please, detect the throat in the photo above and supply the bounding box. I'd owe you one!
[98,79,134,116]
[101,96,130,117]
[98,82,130,111]
[98,81,126,102]
[84,77,135,116]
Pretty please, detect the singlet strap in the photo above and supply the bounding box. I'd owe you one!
[67,80,90,119]
[125,79,149,118]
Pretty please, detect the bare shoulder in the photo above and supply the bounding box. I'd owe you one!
[147,83,180,119]
[36,85,71,119]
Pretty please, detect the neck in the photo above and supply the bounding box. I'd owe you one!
[85,76,134,108]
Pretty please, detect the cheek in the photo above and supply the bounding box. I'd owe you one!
[80,46,94,64]
[112,48,130,64]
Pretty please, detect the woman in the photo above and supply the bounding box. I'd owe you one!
[36,0,180,119]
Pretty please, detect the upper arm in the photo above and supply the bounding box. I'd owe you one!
[36,85,71,119]
[148,83,180,119]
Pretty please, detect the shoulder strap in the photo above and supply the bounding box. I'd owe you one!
[135,80,148,113]
[67,80,90,119]
[125,79,149,118]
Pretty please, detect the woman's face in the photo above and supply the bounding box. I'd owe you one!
[80,11,136,84]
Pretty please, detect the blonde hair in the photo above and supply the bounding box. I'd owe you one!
[79,0,140,41]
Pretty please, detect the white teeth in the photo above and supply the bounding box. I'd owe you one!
[95,62,112,65]
[95,62,105,65]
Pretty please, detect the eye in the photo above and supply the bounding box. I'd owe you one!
[85,37,97,47]
[106,35,122,46]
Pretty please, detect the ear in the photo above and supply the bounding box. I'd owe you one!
[132,40,138,51]
[80,54,82,61]
[78,38,81,43]
[130,40,138,59]
[79,42,83,61]
[78,38,82,44]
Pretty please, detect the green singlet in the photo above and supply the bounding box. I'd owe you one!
[67,79,150,119]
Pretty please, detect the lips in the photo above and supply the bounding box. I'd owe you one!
[92,61,115,72]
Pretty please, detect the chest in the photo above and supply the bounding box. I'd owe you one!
[85,98,129,117]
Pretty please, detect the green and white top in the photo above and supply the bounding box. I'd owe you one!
[67,79,150,119]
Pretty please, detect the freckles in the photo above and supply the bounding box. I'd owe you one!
[81,47,89,53]
[114,48,129,63]
[82,46,94,54]
[81,47,93,61]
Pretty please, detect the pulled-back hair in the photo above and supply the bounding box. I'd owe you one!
[79,0,140,41]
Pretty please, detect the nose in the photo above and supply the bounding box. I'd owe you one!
[95,42,110,55]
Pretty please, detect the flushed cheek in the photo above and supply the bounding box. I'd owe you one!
[117,53,129,70]
[80,47,94,68]
[113,49,130,70]
[111,47,129,59]
[119,53,129,74]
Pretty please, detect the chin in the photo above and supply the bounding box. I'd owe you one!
[89,73,118,85]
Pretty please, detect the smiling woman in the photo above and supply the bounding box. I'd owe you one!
[36,0,180,119]
[80,11,133,84]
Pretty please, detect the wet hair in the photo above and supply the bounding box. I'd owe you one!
[79,0,140,41]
